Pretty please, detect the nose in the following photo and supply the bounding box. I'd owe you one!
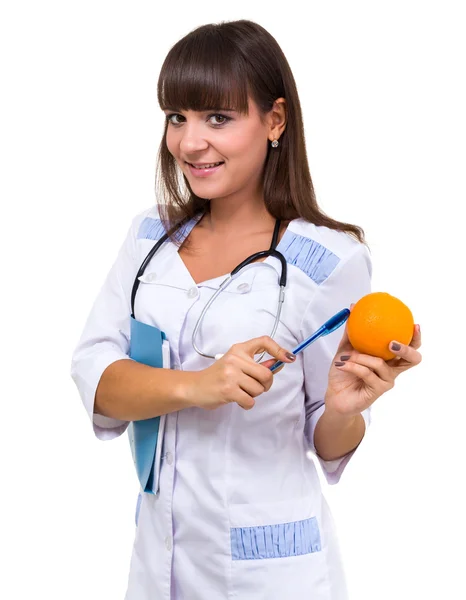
[178,119,209,155]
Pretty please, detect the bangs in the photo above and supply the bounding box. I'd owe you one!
[157,29,250,115]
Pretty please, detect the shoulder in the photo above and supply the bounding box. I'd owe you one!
[131,204,199,243]
[282,218,371,285]
[131,204,164,241]
[287,218,362,257]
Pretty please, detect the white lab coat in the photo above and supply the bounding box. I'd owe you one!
[71,204,372,600]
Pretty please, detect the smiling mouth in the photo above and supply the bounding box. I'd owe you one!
[186,162,224,170]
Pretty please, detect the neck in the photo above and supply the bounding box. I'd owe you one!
[203,195,275,235]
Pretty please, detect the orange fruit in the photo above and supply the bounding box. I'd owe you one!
[347,292,414,360]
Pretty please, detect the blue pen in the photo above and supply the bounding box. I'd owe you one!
[269,308,350,373]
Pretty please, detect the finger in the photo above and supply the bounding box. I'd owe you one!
[260,358,285,375]
[334,321,354,355]
[388,337,422,367]
[237,372,269,398]
[334,360,385,391]
[239,357,275,391]
[236,336,296,364]
[338,352,394,385]
[409,324,422,350]
[233,390,256,411]
[260,358,276,369]
[222,353,274,392]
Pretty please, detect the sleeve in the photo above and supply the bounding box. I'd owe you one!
[70,208,151,441]
[300,242,373,485]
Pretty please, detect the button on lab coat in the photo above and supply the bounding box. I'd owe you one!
[71,205,372,600]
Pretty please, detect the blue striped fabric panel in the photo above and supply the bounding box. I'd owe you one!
[138,217,166,241]
[137,217,197,242]
[278,229,340,285]
[230,516,321,560]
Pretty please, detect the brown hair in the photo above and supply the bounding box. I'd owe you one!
[155,19,366,245]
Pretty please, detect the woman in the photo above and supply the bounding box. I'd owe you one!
[71,19,422,600]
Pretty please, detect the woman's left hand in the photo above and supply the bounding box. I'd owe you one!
[325,307,422,418]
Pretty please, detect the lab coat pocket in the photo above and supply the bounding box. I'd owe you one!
[228,496,333,600]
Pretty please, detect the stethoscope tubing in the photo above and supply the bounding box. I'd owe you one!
[131,214,287,362]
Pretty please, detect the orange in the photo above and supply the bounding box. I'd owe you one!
[347,292,414,360]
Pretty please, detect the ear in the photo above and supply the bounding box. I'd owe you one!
[268,97,287,141]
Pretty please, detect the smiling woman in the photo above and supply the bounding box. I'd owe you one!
[70,17,423,600]
[154,21,364,248]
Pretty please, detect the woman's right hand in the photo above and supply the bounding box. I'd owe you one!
[185,336,296,411]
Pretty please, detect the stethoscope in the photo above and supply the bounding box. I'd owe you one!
[130,214,287,363]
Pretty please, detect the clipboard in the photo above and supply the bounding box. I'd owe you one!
[127,316,170,494]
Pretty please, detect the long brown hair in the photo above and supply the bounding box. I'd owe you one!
[155,19,366,245]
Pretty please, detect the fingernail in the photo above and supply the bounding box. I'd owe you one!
[390,342,401,351]
[285,352,296,361]
[340,355,351,361]
[334,361,346,367]
[417,324,421,334]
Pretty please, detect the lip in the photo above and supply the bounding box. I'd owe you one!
[186,162,224,177]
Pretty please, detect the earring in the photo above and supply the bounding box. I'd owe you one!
[271,139,279,148]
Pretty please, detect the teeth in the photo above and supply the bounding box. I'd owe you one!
[192,162,222,169]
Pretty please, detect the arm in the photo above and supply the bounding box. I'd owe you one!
[70,206,199,433]
[300,242,373,483]
[95,335,296,420]
[70,207,153,439]
[314,410,365,461]
[94,359,195,421]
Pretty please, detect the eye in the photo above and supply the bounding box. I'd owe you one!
[165,113,232,127]
[165,113,183,126]
[165,113,181,125]
[208,114,230,126]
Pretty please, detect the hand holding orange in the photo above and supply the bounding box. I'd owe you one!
[347,292,414,360]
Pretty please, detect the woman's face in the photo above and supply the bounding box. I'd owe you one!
[163,96,274,202]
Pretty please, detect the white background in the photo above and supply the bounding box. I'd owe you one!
[1,1,464,598]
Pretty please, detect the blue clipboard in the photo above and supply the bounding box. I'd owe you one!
[128,316,168,494]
